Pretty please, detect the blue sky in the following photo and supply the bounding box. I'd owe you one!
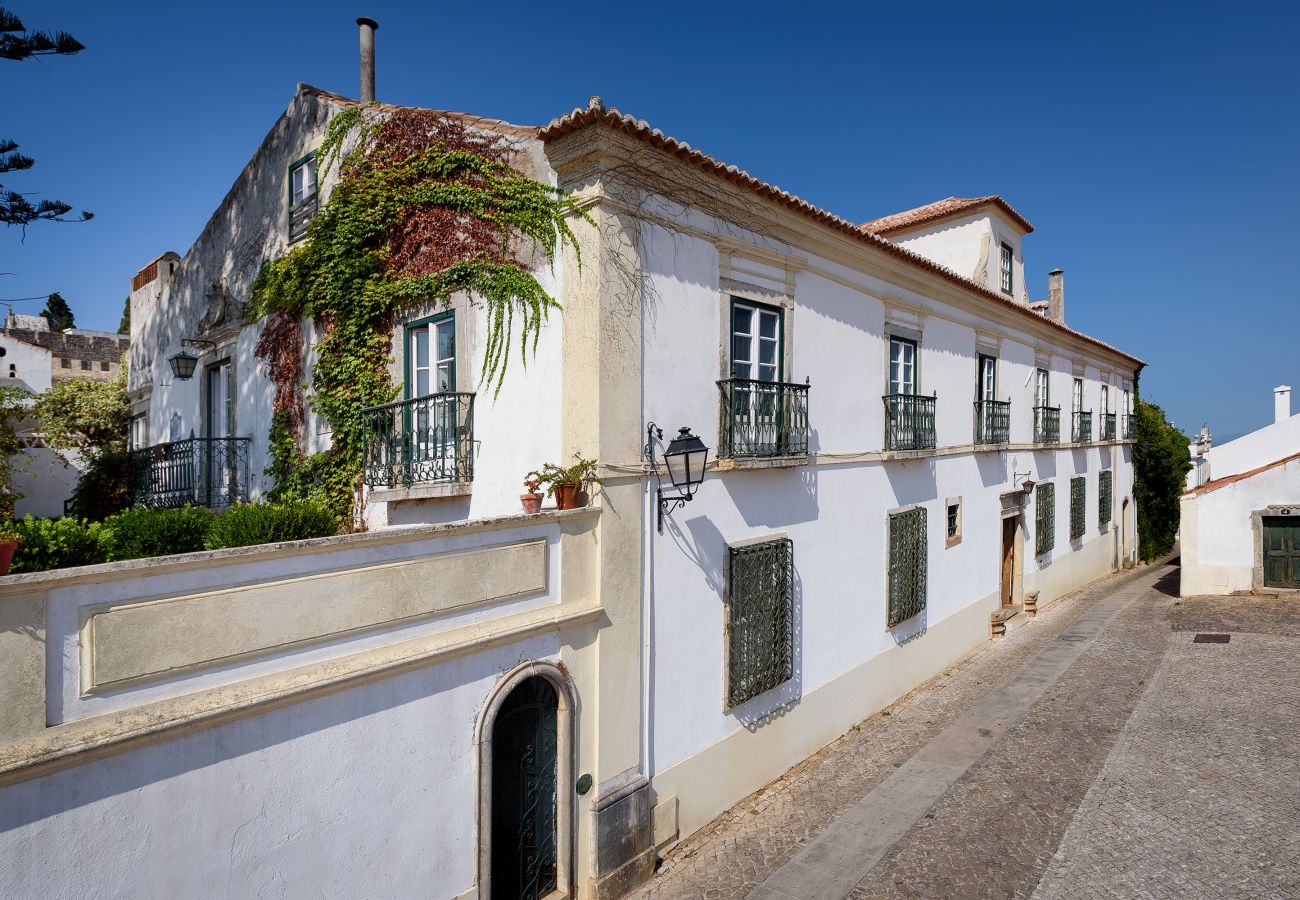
[4,1,1297,438]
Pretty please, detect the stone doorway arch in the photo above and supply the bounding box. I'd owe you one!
[475,660,575,899]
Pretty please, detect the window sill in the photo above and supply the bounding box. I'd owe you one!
[881,447,937,461]
[367,480,473,503]
[715,453,810,472]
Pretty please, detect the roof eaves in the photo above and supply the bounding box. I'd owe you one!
[1183,450,1300,498]
[539,98,1141,367]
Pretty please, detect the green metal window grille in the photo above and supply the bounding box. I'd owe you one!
[1070,476,1086,540]
[888,507,927,627]
[1036,482,1055,556]
[1099,470,1113,524]
[726,539,794,708]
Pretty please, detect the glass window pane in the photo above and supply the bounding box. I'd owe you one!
[759,340,776,366]
[758,365,776,382]
[436,320,454,362]
[732,360,751,379]
[414,330,429,368]
[732,306,752,336]
[417,370,430,397]
[436,363,453,392]
[732,335,751,363]
[758,312,777,339]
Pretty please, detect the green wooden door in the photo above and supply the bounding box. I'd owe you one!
[1262,517,1300,588]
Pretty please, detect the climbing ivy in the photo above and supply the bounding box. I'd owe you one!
[247,106,591,519]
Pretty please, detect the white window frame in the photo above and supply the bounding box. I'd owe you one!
[889,336,918,396]
[1072,377,1084,416]
[1036,368,1050,406]
[290,157,318,207]
[999,242,1014,295]
[730,300,782,383]
[407,316,456,398]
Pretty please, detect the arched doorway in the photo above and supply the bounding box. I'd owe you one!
[476,662,574,899]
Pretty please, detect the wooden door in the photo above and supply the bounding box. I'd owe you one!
[1001,517,1016,605]
[1262,517,1300,588]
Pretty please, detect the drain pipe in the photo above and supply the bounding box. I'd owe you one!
[357,17,378,103]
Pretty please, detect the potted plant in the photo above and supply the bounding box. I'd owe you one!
[520,478,543,514]
[527,455,602,511]
[0,527,20,576]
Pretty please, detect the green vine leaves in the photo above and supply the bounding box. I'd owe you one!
[246,105,592,518]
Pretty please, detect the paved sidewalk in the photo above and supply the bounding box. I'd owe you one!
[630,564,1300,899]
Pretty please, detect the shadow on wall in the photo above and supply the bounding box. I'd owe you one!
[975,452,1009,490]
[1035,450,1058,480]
[730,563,804,734]
[0,634,532,830]
[881,458,938,509]
[720,466,819,529]
[889,604,928,647]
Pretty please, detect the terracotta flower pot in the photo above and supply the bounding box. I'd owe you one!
[554,483,580,510]
[520,492,543,514]
[0,540,16,576]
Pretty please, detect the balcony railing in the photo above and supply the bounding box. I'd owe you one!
[1034,405,1061,444]
[717,378,810,459]
[1101,413,1117,440]
[127,436,251,510]
[1072,410,1093,443]
[361,392,475,488]
[1122,414,1134,439]
[884,393,937,451]
[973,399,1011,445]
[289,193,319,242]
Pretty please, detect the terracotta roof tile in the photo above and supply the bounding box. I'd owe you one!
[297,84,541,138]
[1183,450,1300,498]
[538,98,1141,367]
[860,195,1034,235]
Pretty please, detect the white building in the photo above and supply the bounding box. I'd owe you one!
[1181,385,1300,595]
[0,30,1143,899]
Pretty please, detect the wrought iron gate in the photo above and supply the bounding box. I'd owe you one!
[491,677,559,899]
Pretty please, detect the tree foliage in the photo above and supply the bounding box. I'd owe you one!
[1132,398,1191,562]
[0,382,32,516]
[40,291,75,331]
[1,5,92,229]
[246,106,592,518]
[118,296,129,334]
[34,374,129,458]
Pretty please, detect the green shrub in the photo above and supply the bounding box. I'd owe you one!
[203,499,338,550]
[66,449,133,522]
[6,515,105,573]
[99,506,216,562]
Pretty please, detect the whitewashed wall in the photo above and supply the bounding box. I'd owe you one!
[637,211,1136,841]
[1181,455,1300,596]
[889,210,1026,300]
[0,634,557,899]
[1200,412,1300,483]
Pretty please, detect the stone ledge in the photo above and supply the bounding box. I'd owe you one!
[368,480,473,503]
[715,454,810,472]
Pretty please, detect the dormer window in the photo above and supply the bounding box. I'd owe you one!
[289,154,319,242]
[999,242,1013,295]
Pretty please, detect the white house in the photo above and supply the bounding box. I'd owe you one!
[0,24,1144,900]
[1180,384,1300,595]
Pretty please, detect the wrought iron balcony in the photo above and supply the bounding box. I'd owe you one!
[1034,405,1061,444]
[1072,410,1093,443]
[1122,414,1134,439]
[973,399,1011,445]
[361,392,475,488]
[884,393,937,451]
[289,193,318,242]
[717,378,810,459]
[1101,412,1117,441]
[127,436,251,510]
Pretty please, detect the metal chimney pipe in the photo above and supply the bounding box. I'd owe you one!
[357,17,378,104]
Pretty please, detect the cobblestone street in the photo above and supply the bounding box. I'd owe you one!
[631,561,1300,899]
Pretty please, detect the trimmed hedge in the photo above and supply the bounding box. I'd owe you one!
[100,506,216,562]
[8,515,106,573]
[203,499,338,550]
[3,499,340,573]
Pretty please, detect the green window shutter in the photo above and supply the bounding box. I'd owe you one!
[888,507,927,627]
[726,538,794,708]
[1035,482,1056,556]
[1070,476,1086,540]
[1099,470,1113,524]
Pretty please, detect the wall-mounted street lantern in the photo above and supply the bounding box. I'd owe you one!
[167,338,217,381]
[646,423,710,534]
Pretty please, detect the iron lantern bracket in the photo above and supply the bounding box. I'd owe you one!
[645,421,698,534]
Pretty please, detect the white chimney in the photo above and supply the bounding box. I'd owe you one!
[1275,385,1292,423]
